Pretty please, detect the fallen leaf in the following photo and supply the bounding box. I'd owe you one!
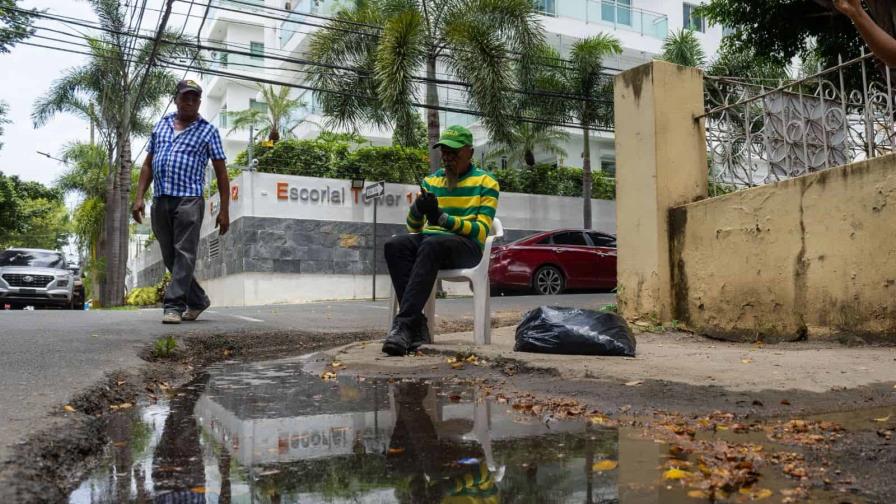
[625,380,644,387]
[592,459,618,471]
[115,403,133,410]
[450,362,464,369]
[63,405,76,413]
[663,467,692,480]
[739,487,773,499]
[320,371,338,381]
[873,415,891,423]
[687,490,708,499]
[741,359,753,364]
[589,414,608,425]
[331,361,344,368]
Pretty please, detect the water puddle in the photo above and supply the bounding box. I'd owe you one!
[68,357,879,503]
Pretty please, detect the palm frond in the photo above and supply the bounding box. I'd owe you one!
[660,29,706,68]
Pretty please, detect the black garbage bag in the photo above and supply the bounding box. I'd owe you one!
[514,306,636,356]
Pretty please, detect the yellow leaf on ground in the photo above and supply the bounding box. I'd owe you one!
[450,362,465,369]
[739,487,773,499]
[589,415,608,425]
[663,468,692,480]
[873,415,891,422]
[63,405,76,413]
[592,460,618,472]
[687,490,708,499]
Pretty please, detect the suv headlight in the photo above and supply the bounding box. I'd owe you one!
[57,276,70,287]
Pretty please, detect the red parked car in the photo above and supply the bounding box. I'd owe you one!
[489,229,617,295]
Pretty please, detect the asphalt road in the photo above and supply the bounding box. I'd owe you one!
[0,293,613,460]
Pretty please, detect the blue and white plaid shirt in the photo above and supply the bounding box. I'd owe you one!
[148,113,226,197]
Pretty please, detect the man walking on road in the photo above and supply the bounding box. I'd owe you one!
[382,125,500,356]
[132,79,230,324]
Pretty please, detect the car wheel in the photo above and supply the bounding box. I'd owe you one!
[533,266,564,295]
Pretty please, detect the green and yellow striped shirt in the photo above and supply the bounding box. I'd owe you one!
[406,165,500,248]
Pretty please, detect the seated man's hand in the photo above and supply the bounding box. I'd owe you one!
[416,191,438,215]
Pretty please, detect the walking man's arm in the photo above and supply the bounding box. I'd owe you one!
[835,0,896,67]
[132,153,153,224]
[212,159,230,235]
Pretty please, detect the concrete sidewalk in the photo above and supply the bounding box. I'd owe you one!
[329,326,896,394]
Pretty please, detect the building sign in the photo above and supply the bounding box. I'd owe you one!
[276,181,408,207]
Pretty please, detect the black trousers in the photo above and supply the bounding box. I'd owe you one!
[151,196,209,313]
[384,233,482,322]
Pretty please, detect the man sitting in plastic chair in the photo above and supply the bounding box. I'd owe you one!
[382,125,500,356]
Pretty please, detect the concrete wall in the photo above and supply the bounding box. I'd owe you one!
[613,61,707,322]
[129,172,616,305]
[669,155,896,342]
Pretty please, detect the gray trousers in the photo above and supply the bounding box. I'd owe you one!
[151,196,209,313]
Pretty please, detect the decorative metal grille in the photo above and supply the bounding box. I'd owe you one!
[701,50,895,190]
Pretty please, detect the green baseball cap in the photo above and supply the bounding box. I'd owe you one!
[433,125,473,149]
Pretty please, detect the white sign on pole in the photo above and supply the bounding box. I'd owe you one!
[363,181,386,202]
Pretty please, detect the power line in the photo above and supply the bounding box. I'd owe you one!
[20,10,614,107]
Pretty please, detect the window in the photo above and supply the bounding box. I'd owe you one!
[602,0,631,26]
[533,0,556,16]
[250,99,268,113]
[551,232,588,246]
[588,232,617,248]
[683,3,705,32]
[250,41,265,60]
[500,157,508,169]
[601,158,617,177]
[219,105,228,128]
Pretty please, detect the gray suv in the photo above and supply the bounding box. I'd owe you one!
[0,248,74,309]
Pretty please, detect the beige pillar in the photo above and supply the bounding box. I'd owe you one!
[614,60,707,323]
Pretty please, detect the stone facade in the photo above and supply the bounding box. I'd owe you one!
[136,217,542,287]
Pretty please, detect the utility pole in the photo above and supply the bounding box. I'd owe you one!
[247,124,254,170]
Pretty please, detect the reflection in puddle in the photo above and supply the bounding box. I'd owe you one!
[69,358,863,503]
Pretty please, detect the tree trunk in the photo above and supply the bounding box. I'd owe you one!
[426,55,441,174]
[524,148,535,168]
[100,132,120,308]
[114,136,133,306]
[582,124,593,229]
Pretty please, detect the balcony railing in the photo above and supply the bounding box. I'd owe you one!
[534,0,669,39]
[209,0,267,23]
[279,0,341,48]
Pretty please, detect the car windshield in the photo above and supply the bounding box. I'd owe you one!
[0,250,66,268]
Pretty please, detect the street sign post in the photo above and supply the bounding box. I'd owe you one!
[364,181,385,301]
[363,181,385,202]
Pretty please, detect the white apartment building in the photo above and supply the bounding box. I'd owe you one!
[198,0,724,174]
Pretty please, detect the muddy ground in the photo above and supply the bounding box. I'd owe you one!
[1,315,894,503]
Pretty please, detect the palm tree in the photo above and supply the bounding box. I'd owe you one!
[32,0,194,306]
[660,29,706,68]
[226,84,309,143]
[308,0,544,173]
[488,122,569,168]
[57,142,109,298]
[565,35,622,228]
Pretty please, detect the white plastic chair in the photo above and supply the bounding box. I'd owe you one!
[389,217,504,345]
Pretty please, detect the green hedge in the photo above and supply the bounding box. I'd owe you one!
[232,138,615,200]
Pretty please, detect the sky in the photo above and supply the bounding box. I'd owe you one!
[0,0,201,187]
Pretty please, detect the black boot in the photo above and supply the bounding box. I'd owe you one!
[382,318,414,356]
[408,314,431,352]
